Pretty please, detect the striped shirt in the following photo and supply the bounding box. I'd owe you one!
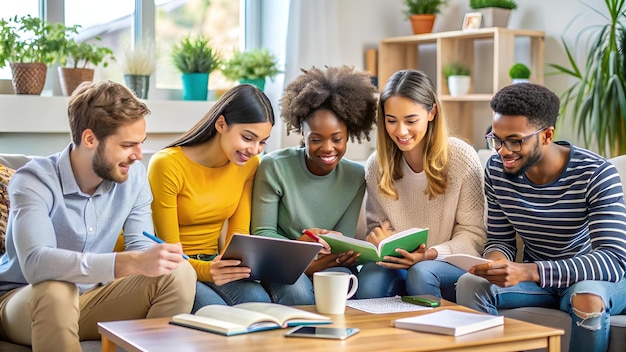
[484,142,626,288]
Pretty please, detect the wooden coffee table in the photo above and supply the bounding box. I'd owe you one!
[98,303,563,352]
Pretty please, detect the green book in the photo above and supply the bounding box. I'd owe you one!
[319,228,428,264]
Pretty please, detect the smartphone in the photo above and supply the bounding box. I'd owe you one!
[284,326,360,340]
[401,295,441,307]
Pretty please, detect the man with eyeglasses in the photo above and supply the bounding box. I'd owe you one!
[456,83,626,352]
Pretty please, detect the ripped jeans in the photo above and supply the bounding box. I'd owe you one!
[456,274,626,352]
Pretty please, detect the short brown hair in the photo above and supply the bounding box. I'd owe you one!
[67,80,150,145]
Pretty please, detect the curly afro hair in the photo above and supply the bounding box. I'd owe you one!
[490,83,560,128]
[280,65,378,143]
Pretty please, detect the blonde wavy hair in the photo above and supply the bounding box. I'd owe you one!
[376,70,449,200]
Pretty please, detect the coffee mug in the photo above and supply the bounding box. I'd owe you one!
[313,272,358,314]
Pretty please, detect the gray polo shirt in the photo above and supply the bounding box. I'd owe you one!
[0,143,154,293]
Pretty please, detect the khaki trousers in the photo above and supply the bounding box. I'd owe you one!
[0,261,195,352]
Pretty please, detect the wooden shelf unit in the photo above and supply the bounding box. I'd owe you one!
[378,27,545,147]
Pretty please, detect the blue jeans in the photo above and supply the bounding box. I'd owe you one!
[264,266,356,305]
[356,260,465,301]
[192,280,271,313]
[456,274,626,352]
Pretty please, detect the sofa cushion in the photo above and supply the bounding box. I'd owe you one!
[0,164,16,255]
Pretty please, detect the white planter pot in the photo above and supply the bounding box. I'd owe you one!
[478,8,511,28]
[448,75,471,97]
[512,78,529,84]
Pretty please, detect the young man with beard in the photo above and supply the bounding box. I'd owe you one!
[456,83,626,352]
[0,81,196,351]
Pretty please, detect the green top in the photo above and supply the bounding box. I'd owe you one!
[251,147,365,240]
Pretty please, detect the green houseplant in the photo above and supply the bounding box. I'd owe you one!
[0,15,69,94]
[549,0,626,157]
[171,35,221,100]
[443,62,471,96]
[469,0,517,28]
[221,48,279,91]
[58,36,115,96]
[403,0,449,34]
[509,63,530,83]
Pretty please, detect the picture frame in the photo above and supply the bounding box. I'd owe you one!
[462,12,482,31]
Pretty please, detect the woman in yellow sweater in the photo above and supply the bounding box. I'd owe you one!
[148,84,275,312]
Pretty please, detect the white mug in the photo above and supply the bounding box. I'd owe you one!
[313,272,358,314]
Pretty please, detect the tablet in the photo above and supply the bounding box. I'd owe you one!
[221,234,323,284]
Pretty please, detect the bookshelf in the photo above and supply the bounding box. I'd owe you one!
[378,27,545,147]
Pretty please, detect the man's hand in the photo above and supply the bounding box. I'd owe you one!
[209,255,251,286]
[115,242,186,278]
[469,259,540,287]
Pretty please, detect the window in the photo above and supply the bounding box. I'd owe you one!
[0,0,40,79]
[154,0,241,91]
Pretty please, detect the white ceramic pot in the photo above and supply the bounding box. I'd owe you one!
[447,75,471,97]
[512,78,529,84]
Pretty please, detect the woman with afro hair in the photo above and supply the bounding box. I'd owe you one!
[251,65,377,305]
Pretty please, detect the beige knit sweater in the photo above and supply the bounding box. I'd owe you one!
[364,137,486,258]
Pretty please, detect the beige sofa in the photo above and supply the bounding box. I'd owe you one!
[479,150,626,352]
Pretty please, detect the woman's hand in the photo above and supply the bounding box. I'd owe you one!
[365,220,395,247]
[376,244,429,269]
[304,250,360,275]
[209,255,251,286]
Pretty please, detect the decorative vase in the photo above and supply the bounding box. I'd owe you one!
[447,75,471,97]
[58,67,94,96]
[10,63,47,95]
[478,8,511,28]
[409,14,436,35]
[239,78,266,91]
[124,74,150,99]
[181,73,209,101]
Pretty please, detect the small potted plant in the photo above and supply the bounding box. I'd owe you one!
[403,0,449,34]
[120,40,157,99]
[0,15,69,95]
[508,63,530,84]
[443,62,471,96]
[171,35,221,101]
[469,0,517,28]
[221,48,279,91]
[57,36,115,96]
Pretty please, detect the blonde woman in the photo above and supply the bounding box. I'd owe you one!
[356,69,486,302]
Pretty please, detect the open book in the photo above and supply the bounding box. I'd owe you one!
[170,302,331,336]
[393,309,504,336]
[437,253,492,271]
[319,228,428,264]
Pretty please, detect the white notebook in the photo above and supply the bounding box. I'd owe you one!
[393,309,504,336]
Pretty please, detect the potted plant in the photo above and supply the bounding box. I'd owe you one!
[508,63,530,83]
[443,62,471,96]
[120,40,157,99]
[469,0,517,28]
[0,15,69,95]
[549,0,626,157]
[171,35,221,101]
[57,35,115,96]
[403,0,449,35]
[221,48,279,91]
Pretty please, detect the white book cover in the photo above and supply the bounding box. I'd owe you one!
[393,309,504,336]
[438,253,492,271]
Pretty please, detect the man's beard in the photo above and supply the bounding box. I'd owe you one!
[92,142,128,183]
[504,144,541,179]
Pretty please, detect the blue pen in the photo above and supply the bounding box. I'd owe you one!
[142,231,189,260]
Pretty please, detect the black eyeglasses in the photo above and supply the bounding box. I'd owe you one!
[485,127,546,152]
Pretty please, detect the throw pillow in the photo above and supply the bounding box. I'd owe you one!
[0,164,16,255]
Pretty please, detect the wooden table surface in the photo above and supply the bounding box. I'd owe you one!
[98,303,563,352]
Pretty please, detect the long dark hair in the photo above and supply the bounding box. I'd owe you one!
[167,84,275,147]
